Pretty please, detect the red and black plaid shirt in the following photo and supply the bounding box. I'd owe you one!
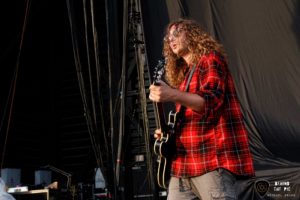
[171,51,255,178]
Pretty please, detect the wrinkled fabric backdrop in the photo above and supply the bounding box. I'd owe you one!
[141,0,300,199]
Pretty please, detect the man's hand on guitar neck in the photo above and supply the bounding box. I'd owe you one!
[149,81,174,103]
[154,129,162,140]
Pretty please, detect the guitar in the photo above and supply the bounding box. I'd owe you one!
[152,59,177,189]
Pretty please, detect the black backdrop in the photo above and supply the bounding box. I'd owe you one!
[141,0,300,199]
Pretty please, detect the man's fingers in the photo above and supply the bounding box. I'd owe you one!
[154,129,162,139]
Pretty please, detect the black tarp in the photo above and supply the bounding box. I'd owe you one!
[141,0,300,199]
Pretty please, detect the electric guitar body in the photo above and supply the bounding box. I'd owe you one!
[153,110,177,189]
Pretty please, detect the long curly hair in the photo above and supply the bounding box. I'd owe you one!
[163,19,226,88]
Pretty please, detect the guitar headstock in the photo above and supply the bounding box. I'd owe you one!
[153,59,165,85]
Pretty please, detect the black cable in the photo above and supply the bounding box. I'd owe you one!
[116,0,128,187]
[0,0,32,170]
[82,0,104,175]
[104,0,118,198]
[89,0,110,171]
[65,0,104,183]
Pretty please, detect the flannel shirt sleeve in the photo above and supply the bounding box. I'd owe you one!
[197,54,226,116]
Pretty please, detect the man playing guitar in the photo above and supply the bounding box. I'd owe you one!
[149,19,255,200]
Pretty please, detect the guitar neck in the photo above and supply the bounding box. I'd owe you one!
[152,59,166,131]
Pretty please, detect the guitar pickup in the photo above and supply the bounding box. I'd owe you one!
[168,111,178,128]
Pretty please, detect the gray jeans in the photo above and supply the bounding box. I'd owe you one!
[167,168,237,200]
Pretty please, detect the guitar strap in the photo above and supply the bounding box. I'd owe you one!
[185,65,196,91]
[178,64,197,115]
